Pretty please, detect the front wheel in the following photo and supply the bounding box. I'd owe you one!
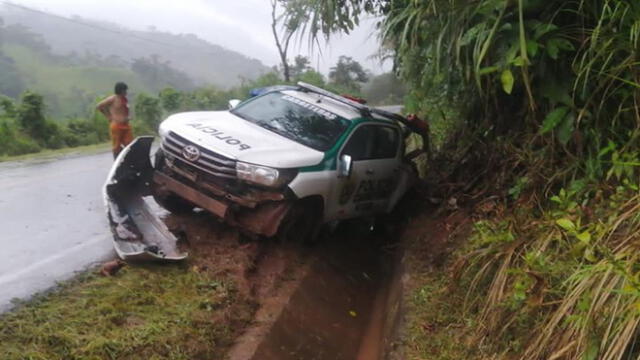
[277,199,323,244]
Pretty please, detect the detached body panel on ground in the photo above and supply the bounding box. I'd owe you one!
[103,83,422,260]
[103,137,187,261]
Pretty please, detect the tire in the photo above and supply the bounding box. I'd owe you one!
[277,200,323,244]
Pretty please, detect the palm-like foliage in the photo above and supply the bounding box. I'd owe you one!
[290,0,639,156]
[286,0,640,359]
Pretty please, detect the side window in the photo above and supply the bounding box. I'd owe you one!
[372,126,399,159]
[341,126,375,161]
[341,125,399,161]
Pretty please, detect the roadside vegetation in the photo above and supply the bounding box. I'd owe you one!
[282,0,640,358]
[0,262,249,360]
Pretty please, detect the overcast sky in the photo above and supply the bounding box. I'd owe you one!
[11,0,390,75]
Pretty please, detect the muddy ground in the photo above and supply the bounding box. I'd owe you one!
[163,208,407,360]
[158,189,441,360]
[1,183,449,360]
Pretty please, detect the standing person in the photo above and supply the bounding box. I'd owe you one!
[97,82,133,159]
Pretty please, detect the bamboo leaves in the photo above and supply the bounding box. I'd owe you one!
[540,106,569,133]
[546,38,574,60]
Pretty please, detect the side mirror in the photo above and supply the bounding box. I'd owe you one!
[338,154,353,178]
[228,99,241,109]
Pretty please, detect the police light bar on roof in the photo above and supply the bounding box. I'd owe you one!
[297,81,371,118]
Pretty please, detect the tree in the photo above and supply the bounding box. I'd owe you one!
[182,88,228,111]
[159,87,182,113]
[134,93,162,131]
[279,1,388,41]
[270,0,307,82]
[289,55,312,79]
[328,56,369,92]
[0,95,16,118]
[296,69,326,87]
[17,91,47,140]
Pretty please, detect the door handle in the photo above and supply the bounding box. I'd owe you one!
[365,169,374,175]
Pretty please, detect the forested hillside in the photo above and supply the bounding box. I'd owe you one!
[0,5,269,88]
[0,5,269,119]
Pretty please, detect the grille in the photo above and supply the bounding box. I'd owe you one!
[162,131,237,179]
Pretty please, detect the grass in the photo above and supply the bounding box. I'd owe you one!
[402,177,640,359]
[0,142,111,163]
[403,272,478,360]
[0,261,253,360]
[399,209,493,360]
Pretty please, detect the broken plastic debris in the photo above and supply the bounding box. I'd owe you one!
[144,245,164,256]
[115,223,140,240]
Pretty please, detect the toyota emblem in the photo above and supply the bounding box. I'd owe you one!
[182,145,200,162]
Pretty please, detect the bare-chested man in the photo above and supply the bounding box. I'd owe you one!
[97,82,133,159]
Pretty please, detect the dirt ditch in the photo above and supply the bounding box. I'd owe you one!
[230,226,404,360]
[160,193,431,360]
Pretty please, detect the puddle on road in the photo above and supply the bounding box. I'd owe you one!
[240,226,403,360]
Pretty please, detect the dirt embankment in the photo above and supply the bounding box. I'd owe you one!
[183,191,449,360]
[165,211,310,303]
[172,206,420,360]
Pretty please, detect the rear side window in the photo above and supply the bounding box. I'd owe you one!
[341,125,399,161]
[373,126,399,159]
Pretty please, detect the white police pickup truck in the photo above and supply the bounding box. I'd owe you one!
[104,82,424,260]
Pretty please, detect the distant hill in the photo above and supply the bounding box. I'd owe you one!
[0,5,270,118]
[0,21,184,118]
[0,5,270,87]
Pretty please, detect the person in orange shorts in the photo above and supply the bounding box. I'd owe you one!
[97,82,134,159]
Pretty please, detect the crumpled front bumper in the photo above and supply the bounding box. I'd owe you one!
[103,136,187,261]
[154,155,292,238]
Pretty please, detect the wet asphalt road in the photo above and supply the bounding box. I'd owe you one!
[0,151,116,312]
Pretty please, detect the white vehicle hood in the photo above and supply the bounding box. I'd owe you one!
[159,111,325,168]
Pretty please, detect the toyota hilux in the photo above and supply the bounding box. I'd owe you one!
[103,82,426,260]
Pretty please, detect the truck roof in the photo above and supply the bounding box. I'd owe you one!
[250,82,404,126]
[282,90,363,121]
[283,82,399,125]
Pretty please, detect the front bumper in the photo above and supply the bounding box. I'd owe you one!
[154,155,293,237]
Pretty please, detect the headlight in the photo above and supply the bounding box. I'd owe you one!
[236,162,297,188]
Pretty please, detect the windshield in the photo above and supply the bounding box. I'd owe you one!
[231,92,350,151]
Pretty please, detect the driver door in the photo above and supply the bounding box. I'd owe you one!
[333,124,401,219]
